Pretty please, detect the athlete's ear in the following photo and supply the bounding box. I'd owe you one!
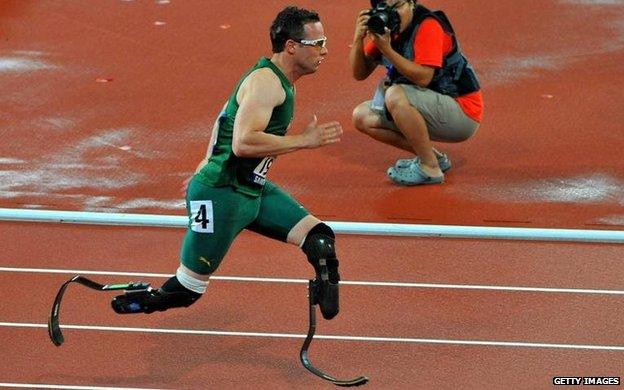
[286,39,297,55]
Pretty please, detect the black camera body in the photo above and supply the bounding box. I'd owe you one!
[366,1,401,35]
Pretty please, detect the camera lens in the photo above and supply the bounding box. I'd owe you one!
[367,14,388,34]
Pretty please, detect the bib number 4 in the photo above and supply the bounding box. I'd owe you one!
[190,200,214,233]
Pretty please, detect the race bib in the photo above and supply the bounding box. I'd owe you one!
[252,156,274,185]
[189,200,214,233]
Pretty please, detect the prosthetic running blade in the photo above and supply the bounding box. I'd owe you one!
[300,280,369,387]
[48,275,150,346]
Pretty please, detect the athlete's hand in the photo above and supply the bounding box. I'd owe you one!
[302,115,342,148]
[354,9,370,41]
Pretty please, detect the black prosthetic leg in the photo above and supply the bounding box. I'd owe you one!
[302,224,340,320]
[299,279,369,386]
[111,276,201,314]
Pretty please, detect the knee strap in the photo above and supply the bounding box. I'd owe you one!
[302,223,340,284]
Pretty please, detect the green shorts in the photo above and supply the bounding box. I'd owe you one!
[179,175,310,275]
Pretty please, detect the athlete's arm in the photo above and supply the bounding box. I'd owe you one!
[232,68,342,158]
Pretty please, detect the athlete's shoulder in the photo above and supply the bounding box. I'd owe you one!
[249,65,281,81]
[238,67,285,106]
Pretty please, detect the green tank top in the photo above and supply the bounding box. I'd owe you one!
[196,57,295,197]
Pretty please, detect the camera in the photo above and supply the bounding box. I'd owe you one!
[366,1,401,35]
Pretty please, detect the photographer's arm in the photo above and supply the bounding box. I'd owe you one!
[370,31,435,87]
[383,48,435,86]
[350,41,377,81]
[350,10,377,80]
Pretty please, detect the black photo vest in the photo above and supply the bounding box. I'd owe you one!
[383,5,480,97]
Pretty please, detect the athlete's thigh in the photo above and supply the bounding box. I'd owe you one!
[180,176,259,274]
[246,180,310,243]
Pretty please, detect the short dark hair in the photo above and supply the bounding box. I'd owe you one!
[270,6,320,53]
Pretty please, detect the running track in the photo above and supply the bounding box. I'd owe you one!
[1,0,624,389]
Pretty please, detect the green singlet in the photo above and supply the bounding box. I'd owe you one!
[180,57,309,276]
[196,57,295,197]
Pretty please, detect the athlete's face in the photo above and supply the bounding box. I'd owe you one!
[293,22,328,74]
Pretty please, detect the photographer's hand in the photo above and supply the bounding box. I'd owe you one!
[369,27,393,55]
[353,10,370,42]
[350,10,377,80]
[370,26,435,87]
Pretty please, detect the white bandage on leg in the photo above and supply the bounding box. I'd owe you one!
[176,267,209,294]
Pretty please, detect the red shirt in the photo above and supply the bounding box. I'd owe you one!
[364,18,483,123]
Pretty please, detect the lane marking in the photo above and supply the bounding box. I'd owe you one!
[1,207,624,243]
[1,266,624,296]
[2,322,623,351]
[0,384,166,390]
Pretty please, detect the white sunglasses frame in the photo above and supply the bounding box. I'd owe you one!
[296,36,328,49]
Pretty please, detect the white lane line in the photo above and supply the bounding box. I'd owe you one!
[1,266,624,296]
[0,383,166,390]
[2,322,623,351]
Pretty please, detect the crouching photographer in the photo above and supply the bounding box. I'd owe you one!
[350,0,484,186]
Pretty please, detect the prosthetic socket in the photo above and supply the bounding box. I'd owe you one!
[302,223,341,320]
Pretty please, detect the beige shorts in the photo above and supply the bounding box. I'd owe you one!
[370,83,479,142]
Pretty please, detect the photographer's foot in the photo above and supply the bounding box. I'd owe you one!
[387,160,444,186]
[395,152,451,172]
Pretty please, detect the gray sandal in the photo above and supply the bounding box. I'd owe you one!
[395,153,452,172]
[387,160,444,186]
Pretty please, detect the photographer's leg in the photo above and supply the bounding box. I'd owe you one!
[384,86,443,178]
[352,101,414,152]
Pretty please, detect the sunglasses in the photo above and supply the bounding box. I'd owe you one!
[296,36,327,49]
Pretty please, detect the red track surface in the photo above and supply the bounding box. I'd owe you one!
[2,0,624,389]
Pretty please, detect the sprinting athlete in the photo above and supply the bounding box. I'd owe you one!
[111,6,343,320]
